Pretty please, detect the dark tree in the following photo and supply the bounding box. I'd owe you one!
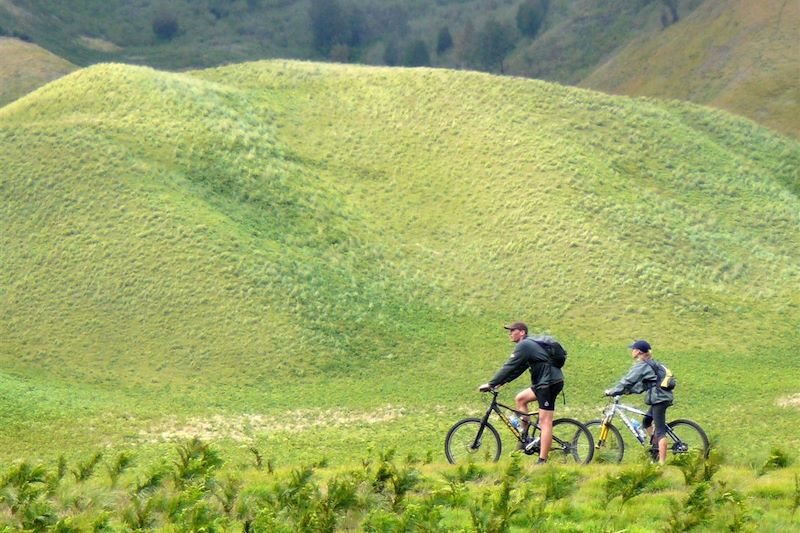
[309,0,366,56]
[403,39,430,67]
[516,0,549,38]
[367,3,410,40]
[456,18,477,65]
[474,18,516,73]
[662,0,679,24]
[384,40,400,66]
[152,11,179,41]
[309,0,346,55]
[436,26,453,55]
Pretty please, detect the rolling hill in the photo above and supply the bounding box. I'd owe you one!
[582,0,800,138]
[1,0,796,139]
[1,60,798,464]
[0,36,76,106]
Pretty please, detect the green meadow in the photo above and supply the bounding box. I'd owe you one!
[1,60,799,529]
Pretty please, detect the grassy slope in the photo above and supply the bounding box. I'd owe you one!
[0,36,76,106]
[1,61,799,465]
[2,0,794,139]
[582,0,800,138]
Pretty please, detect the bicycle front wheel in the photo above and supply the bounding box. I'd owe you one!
[667,419,709,459]
[444,418,502,464]
[548,418,594,465]
[585,420,625,463]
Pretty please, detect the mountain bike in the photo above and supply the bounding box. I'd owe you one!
[586,396,709,463]
[444,389,594,465]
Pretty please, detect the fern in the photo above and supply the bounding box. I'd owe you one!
[106,451,134,488]
[759,447,791,475]
[543,468,579,501]
[120,493,158,531]
[211,473,242,516]
[603,461,662,505]
[134,460,170,495]
[671,441,722,485]
[173,438,224,489]
[71,452,103,482]
[664,482,712,532]
[248,446,263,470]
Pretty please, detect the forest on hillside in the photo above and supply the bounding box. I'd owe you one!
[0,0,703,80]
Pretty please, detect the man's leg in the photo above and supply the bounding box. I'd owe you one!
[537,381,562,462]
[515,388,537,436]
[538,409,554,461]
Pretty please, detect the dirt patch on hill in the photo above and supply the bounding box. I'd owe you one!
[78,36,122,52]
[140,405,408,443]
[777,393,800,408]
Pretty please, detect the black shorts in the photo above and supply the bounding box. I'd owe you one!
[643,402,670,439]
[533,381,563,411]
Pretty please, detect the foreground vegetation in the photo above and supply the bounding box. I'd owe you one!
[2,439,798,531]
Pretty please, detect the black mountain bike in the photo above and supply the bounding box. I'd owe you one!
[444,389,594,465]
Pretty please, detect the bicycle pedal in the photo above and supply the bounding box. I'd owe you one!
[525,438,541,452]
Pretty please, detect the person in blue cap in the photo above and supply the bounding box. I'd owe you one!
[604,340,674,464]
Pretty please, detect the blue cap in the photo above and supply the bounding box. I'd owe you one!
[628,340,651,352]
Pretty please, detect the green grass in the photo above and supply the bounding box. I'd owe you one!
[1,60,798,478]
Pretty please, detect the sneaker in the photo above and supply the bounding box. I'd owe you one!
[535,457,547,465]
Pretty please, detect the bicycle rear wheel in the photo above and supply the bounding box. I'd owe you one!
[585,420,625,463]
[547,418,594,464]
[667,419,709,459]
[444,418,502,464]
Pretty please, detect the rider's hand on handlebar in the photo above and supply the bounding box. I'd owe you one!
[478,383,493,392]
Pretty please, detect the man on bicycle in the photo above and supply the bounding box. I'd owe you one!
[604,340,673,464]
[479,322,564,464]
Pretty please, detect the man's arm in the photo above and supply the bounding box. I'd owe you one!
[487,346,529,388]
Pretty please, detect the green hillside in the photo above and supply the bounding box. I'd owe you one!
[582,0,800,138]
[2,0,796,138]
[0,36,76,106]
[1,61,799,467]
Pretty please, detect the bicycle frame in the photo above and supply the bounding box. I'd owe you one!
[473,390,538,448]
[601,397,685,447]
[601,397,649,444]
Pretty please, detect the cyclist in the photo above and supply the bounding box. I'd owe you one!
[479,322,564,464]
[604,340,673,464]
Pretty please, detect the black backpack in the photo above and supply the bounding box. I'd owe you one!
[645,359,676,391]
[530,336,568,368]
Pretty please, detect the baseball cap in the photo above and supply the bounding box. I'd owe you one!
[504,322,528,333]
[628,340,651,352]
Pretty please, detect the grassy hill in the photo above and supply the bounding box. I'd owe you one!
[0,36,76,106]
[2,0,796,138]
[581,0,800,138]
[1,61,799,470]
